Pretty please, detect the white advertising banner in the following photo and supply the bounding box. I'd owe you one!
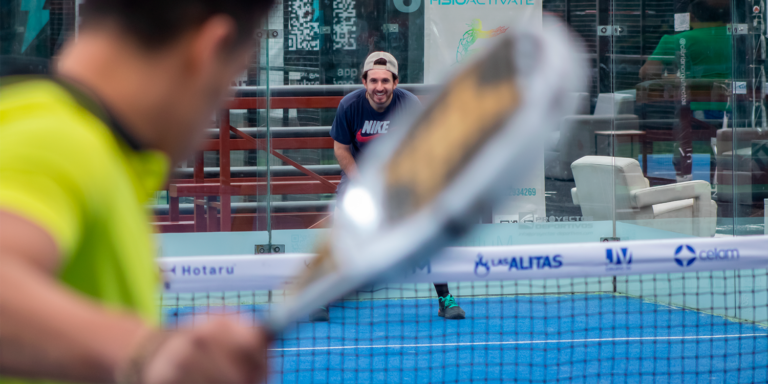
[160,236,768,293]
[491,160,546,224]
[424,0,543,84]
[424,0,545,224]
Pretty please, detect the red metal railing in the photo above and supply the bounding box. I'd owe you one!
[155,96,345,233]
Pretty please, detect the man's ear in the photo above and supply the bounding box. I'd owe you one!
[393,77,399,87]
[362,77,368,87]
[187,15,239,76]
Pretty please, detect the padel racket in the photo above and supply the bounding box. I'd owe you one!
[267,20,586,334]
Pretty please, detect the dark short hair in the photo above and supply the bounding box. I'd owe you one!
[80,0,274,50]
[689,0,730,23]
[362,58,399,82]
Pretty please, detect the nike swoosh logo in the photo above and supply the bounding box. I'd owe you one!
[356,130,380,143]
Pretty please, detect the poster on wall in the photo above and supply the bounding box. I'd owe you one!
[424,0,542,83]
[282,0,424,86]
[425,0,545,224]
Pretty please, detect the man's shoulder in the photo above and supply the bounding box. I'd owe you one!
[685,26,729,40]
[338,88,367,110]
[391,88,421,111]
[394,88,418,98]
[1,79,122,175]
[666,27,728,43]
[1,76,71,111]
[394,88,420,104]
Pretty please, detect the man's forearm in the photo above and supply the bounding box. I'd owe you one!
[0,255,149,383]
[338,155,358,179]
[639,60,663,81]
[334,144,358,179]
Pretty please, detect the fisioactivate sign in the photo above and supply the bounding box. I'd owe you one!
[425,0,544,223]
[424,0,542,84]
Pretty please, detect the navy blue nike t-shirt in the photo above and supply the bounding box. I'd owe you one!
[330,87,421,193]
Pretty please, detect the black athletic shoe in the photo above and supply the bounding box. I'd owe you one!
[309,306,329,322]
[438,294,465,320]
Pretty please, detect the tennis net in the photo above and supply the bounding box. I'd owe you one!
[159,236,768,383]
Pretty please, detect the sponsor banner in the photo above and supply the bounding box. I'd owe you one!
[159,254,315,293]
[159,236,768,293]
[423,0,544,223]
[491,172,545,224]
[424,0,542,84]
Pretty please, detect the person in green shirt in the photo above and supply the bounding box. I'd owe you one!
[0,0,274,383]
[640,1,731,82]
[639,0,731,181]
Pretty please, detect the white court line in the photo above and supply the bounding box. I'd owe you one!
[269,333,768,352]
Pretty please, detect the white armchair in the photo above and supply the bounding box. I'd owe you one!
[571,156,717,237]
[546,93,639,180]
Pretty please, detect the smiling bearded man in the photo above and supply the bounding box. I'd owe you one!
[313,51,467,322]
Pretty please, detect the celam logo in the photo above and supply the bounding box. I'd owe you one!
[674,245,696,267]
[606,247,632,271]
[674,244,740,267]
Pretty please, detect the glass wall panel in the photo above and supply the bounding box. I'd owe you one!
[2,2,766,381]
[264,0,629,249]
[0,0,73,76]
[263,0,429,253]
[729,0,768,235]
[3,0,764,248]
[604,0,768,239]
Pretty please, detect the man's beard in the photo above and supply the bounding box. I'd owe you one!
[367,90,391,105]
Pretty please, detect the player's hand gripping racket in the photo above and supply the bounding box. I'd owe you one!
[267,21,586,334]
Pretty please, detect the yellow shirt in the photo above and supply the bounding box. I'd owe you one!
[0,77,169,383]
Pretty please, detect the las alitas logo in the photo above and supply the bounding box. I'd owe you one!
[474,253,562,277]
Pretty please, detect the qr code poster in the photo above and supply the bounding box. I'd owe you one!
[333,0,357,50]
[288,0,320,51]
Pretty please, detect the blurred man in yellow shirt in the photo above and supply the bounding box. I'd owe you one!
[0,0,274,383]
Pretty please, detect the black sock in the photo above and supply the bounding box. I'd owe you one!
[434,283,450,298]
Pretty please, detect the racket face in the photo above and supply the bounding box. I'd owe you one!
[268,21,586,334]
[384,39,520,222]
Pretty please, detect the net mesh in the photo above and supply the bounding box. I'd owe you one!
[161,268,768,383]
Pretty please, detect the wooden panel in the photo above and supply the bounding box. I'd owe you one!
[202,137,334,151]
[228,96,344,110]
[170,180,340,197]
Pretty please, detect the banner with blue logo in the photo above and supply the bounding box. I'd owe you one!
[159,236,768,293]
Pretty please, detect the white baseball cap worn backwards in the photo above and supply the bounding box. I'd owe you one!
[363,52,398,77]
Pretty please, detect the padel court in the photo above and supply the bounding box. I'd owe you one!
[163,294,768,383]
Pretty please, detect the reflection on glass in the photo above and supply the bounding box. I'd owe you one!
[3,0,765,239]
[639,0,731,185]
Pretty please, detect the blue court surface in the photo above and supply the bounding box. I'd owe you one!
[640,154,712,183]
[163,294,767,384]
